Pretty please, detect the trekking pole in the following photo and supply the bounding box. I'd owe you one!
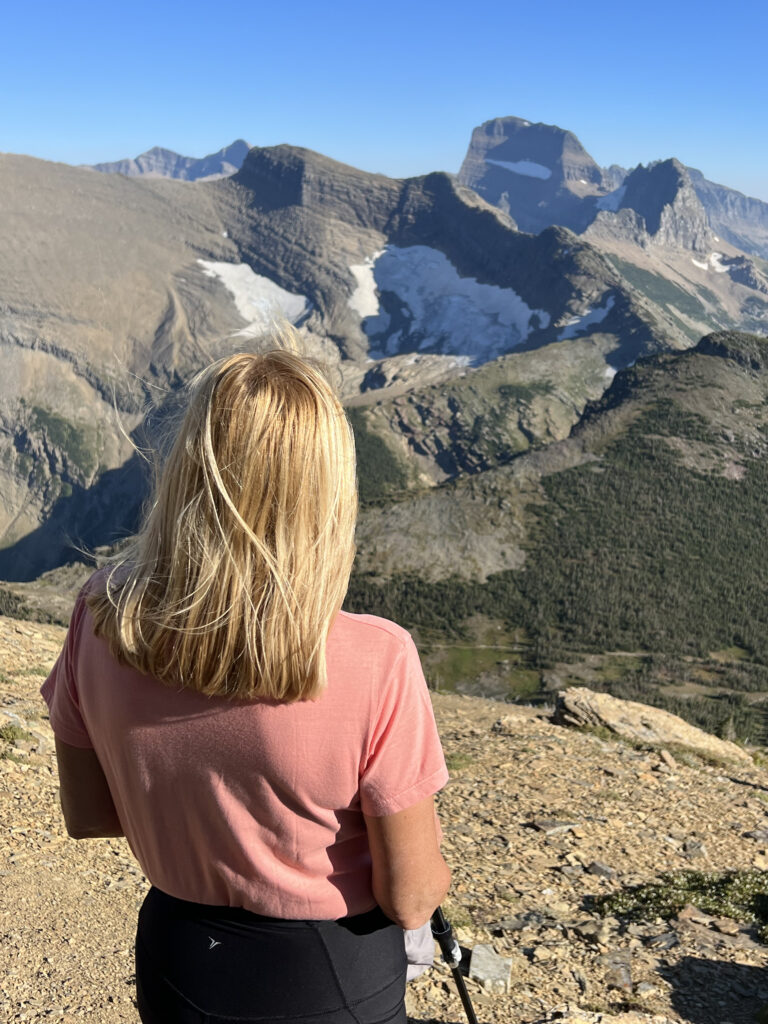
[431,906,480,1024]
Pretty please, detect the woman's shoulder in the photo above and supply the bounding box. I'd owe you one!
[331,610,413,650]
[79,563,130,600]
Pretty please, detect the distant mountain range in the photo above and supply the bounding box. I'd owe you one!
[89,140,251,181]
[0,116,766,583]
[93,123,768,260]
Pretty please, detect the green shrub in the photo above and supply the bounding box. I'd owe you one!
[595,870,768,942]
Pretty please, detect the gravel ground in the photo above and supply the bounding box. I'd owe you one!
[4,614,768,1023]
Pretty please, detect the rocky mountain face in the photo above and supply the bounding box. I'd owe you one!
[0,143,697,580]
[457,116,607,234]
[353,330,768,577]
[687,166,768,259]
[458,116,768,256]
[89,139,250,180]
[587,159,714,253]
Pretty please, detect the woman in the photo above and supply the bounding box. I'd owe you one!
[41,340,451,1024]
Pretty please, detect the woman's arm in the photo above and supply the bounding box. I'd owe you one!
[55,738,124,839]
[364,794,450,930]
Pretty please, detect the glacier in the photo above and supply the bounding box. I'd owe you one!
[198,261,309,336]
[349,246,550,363]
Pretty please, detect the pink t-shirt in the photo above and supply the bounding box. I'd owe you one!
[41,584,448,920]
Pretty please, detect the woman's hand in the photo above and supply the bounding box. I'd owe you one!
[364,795,451,930]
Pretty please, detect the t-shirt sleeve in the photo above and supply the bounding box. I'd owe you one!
[40,590,94,749]
[359,634,449,817]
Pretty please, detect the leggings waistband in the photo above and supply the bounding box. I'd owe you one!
[136,887,407,1023]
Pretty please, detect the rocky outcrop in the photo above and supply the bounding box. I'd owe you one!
[720,254,768,293]
[552,686,750,763]
[90,139,251,180]
[587,160,713,253]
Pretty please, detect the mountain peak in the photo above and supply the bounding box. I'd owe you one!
[90,139,250,181]
[457,115,605,234]
[595,157,713,251]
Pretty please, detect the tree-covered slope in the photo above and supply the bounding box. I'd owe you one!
[348,331,768,741]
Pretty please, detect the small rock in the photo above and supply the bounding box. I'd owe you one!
[605,963,633,991]
[586,860,616,879]
[573,920,611,945]
[532,944,553,962]
[635,981,660,998]
[712,917,740,936]
[677,904,712,925]
[646,931,679,949]
[571,967,589,994]
[468,943,512,994]
[531,818,578,836]
[744,828,768,842]
[659,749,677,769]
[490,916,524,934]
[683,839,706,859]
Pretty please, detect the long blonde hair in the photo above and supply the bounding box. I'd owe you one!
[88,342,357,701]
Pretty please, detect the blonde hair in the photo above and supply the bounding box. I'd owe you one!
[88,342,357,702]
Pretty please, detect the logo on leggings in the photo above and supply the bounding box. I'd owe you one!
[208,937,222,950]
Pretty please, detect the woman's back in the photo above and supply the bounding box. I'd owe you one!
[44,590,447,919]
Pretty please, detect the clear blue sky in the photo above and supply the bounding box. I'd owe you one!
[5,0,768,200]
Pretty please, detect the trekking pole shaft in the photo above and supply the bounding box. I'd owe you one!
[430,907,480,1024]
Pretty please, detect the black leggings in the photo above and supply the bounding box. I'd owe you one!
[135,887,407,1024]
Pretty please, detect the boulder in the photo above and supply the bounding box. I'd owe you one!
[552,687,751,763]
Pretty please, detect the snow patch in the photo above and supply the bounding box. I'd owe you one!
[711,252,728,273]
[348,251,385,318]
[198,261,309,335]
[604,365,617,380]
[691,252,729,274]
[596,186,626,212]
[358,245,550,363]
[558,296,615,341]
[485,158,552,180]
